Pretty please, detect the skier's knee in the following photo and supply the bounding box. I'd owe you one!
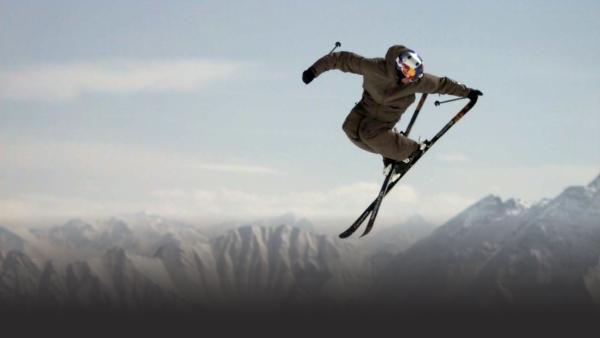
[342,114,361,140]
[357,124,380,142]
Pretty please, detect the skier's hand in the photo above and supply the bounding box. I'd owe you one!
[467,89,483,102]
[302,67,316,84]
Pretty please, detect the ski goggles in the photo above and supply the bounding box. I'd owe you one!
[395,55,424,83]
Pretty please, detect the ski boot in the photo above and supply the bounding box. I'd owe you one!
[382,139,430,176]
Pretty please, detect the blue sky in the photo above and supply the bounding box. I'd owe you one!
[1,0,599,227]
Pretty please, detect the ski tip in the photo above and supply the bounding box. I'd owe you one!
[338,232,351,239]
[359,231,370,238]
[359,225,374,238]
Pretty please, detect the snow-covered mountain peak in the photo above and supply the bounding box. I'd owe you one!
[477,194,503,205]
[588,173,600,192]
[49,219,95,243]
[444,195,515,229]
[550,173,600,203]
[249,213,315,232]
[533,198,552,208]
[554,186,594,206]
[226,223,311,241]
[503,198,530,215]
[535,174,600,221]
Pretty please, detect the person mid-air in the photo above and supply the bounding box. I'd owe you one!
[302,44,482,168]
[303,44,483,238]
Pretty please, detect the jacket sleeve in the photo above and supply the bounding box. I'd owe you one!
[311,51,379,77]
[419,74,471,97]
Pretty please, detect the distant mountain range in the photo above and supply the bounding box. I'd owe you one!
[0,214,369,309]
[1,174,599,311]
[378,174,600,309]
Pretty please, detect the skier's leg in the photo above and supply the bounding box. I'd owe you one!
[358,118,419,162]
[342,108,378,154]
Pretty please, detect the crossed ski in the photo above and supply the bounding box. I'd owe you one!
[339,95,477,239]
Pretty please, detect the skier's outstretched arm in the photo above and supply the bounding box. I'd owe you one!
[302,52,380,84]
[419,74,483,101]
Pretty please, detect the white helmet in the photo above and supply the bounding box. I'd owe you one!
[395,50,424,82]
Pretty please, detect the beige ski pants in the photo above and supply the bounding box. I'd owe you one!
[342,103,419,161]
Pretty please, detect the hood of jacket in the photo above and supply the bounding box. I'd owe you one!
[384,45,412,81]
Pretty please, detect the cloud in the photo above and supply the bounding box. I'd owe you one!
[0,182,421,226]
[2,141,596,227]
[0,59,245,101]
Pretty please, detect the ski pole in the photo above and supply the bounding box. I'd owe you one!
[328,41,342,54]
[434,97,467,106]
[403,93,428,137]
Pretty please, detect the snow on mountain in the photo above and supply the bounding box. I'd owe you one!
[28,214,209,261]
[201,213,316,237]
[94,218,138,251]
[153,240,218,302]
[1,174,598,310]
[377,195,526,304]
[115,212,209,254]
[46,218,95,249]
[377,174,600,308]
[588,173,600,192]
[0,217,370,308]
[252,213,315,231]
[468,174,600,307]
[211,224,368,302]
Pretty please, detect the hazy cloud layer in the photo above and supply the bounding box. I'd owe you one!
[0,59,245,101]
[0,140,463,225]
[0,182,449,227]
[1,141,596,227]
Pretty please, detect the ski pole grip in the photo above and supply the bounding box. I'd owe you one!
[328,41,342,54]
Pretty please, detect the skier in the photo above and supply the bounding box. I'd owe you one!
[302,45,483,168]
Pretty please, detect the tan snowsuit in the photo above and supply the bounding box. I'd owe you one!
[310,45,471,161]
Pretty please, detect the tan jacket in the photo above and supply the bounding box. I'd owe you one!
[311,45,471,123]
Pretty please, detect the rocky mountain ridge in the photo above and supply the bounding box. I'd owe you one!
[1,174,599,310]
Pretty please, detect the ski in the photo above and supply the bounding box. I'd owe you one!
[339,97,477,239]
[338,94,427,239]
[338,162,410,239]
[363,163,396,235]
[360,150,424,237]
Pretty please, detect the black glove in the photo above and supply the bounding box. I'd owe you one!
[467,89,483,102]
[302,67,316,84]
